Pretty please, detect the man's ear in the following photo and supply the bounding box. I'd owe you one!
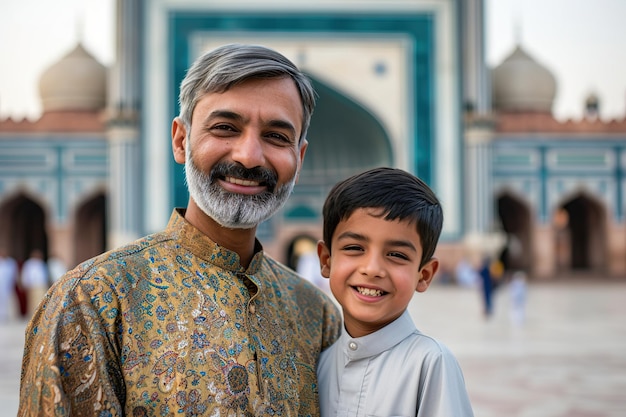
[172,117,188,164]
[316,240,331,278]
[295,139,308,184]
[416,258,440,293]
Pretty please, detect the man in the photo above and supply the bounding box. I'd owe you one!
[19,44,342,416]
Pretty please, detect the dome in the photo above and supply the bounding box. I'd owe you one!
[492,45,557,112]
[38,43,107,112]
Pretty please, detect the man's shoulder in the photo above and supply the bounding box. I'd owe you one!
[68,229,176,282]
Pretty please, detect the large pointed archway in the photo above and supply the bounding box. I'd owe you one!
[285,76,394,220]
[304,76,393,179]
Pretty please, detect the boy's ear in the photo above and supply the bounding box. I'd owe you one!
[316,240,331,278]
[416,258,440,293]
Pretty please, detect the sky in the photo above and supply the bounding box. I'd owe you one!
[0,0,625,121]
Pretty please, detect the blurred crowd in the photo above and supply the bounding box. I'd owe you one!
[0,248,66,322]
[453,233,528,325]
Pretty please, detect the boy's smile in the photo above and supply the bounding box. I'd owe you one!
[318,208,438,338]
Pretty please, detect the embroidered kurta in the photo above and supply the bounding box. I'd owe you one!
[19,209,342,416]
[317,310,474,417]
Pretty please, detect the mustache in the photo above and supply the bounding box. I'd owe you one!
[209,162,278,191]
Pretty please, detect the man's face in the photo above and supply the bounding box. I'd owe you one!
[175,76,307,229]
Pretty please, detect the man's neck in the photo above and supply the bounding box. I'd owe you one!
[184,201,258,268]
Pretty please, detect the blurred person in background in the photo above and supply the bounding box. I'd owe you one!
[0,247,18,321]
[296,237,331,293]
[509,270,528,326]
[20,249,49,317]
[47,253,67,284]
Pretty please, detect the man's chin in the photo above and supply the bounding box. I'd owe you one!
[214,219,259,230]
[197,202,271,230]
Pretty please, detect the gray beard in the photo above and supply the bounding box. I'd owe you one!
[185,148,296,229]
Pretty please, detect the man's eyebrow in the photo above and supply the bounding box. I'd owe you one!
[203,110,242,124]
[266,119,297,137]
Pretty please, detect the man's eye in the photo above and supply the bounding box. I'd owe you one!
[213,124,235,131]
[342,245,363,252]
[266,132,292,144]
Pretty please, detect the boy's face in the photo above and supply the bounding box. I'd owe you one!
[317,208,439,338]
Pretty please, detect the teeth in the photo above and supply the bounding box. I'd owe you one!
[356,286,383,297]
[225,176,259,187]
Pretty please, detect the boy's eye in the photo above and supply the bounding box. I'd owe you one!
[388,251,409,261]
[342,244,363,252]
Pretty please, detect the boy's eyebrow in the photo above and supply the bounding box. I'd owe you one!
[336,231,367,242]
[386,240,417,252]
[336,231,418,252]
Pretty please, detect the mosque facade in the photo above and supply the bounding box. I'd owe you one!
[0,0,624,280]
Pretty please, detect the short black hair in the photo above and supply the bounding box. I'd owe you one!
[322,167,443,268]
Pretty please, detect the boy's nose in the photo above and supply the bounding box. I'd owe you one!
[359,254,387,278]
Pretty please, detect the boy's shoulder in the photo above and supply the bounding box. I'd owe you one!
[405,328,452,355]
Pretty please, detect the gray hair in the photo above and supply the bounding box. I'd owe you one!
[178,43,316,144]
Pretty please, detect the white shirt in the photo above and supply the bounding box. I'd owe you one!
[296,252,330,293]
[317,310,474,417]
[21,258,48,288]
[0,256,18,291]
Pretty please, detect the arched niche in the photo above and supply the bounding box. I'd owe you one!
[73,192,107,265]
[557,192,607,272]
[496,191,533,272]
[0,193,48,263]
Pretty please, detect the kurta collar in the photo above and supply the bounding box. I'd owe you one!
[341,310,417,361]
[166,208,264,275]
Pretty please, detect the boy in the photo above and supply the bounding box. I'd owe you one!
[316,167,474,416]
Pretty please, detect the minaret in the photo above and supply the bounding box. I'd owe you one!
[106,0,143,248]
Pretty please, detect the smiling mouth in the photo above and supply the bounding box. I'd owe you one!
[224,176,262,187]
[355,286,385,297]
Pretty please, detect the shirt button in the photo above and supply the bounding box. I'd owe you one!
[348,341,358,351]
[249,304,256,314]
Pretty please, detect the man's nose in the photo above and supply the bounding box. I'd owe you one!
[231,131,265,168]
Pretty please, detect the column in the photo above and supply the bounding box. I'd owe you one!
[106,0,143,248]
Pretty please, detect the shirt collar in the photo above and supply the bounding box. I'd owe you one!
[340,310,417,361]
[166,208,264,275]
